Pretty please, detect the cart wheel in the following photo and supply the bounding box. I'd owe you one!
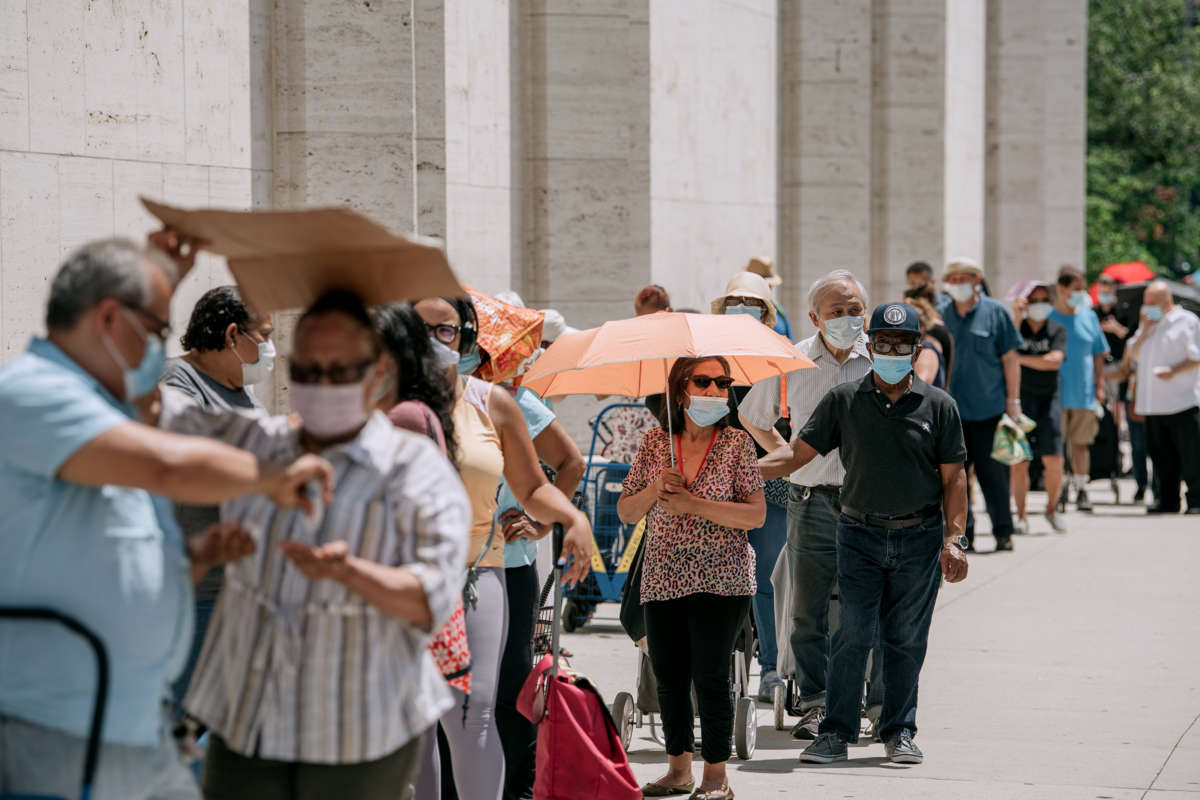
[612,691,635,751]
[562,599,579,633]
[734,696,757,760]
[772,684,787,731]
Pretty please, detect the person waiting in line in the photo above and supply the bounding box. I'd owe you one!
[0,237,333,800]
[904,283,954,379]
[742,256,793,339]
[761,302,969,766]
[1095,274,1134,434]
[161,290,468,798]
[635,284,673,316]
[1011,282,1069,533]
[619,356,765,800]
[411,296,593,800]
[1124,280,1200,515]
[903,294,947,389]
[160,285,275,737]
[740,269,879,740]
[711,271,790,704]
[904,260,951,307]
[1049,266,1110,512]
[938,257,1022,552]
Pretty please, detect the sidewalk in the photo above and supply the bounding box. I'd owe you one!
[562,479,1200,798]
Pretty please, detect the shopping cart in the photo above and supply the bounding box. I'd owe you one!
[0,607,109,800]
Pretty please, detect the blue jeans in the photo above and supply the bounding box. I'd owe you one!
[819,513,943,743]
[748,502,787,673]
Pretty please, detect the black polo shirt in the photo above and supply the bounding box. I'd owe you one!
[797,373,967,517]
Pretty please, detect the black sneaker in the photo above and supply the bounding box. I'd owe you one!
[1147,505,1180,515]
[791,706,825,740]
[800,732,848,764]
[1076,488,1093,513]
[994,537,1014,552]
[1133,487,1146,503]
[885,730,923,764]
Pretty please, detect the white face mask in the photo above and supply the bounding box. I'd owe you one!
[430,337,462,370]
[290,380,369,439]
[1026,302,1052,322]
[945,282,976,303]
[822,315,865,350]
[235,337,276,386]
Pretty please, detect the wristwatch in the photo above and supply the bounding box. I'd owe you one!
[946,534,968,552]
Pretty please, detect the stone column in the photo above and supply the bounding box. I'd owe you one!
[985,0,1087,294]
[944,0,986,267]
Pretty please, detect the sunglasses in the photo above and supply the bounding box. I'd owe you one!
[425,323,461,345]
[690,375,734,390]
[871,340,917,356]
[289,358,376,385]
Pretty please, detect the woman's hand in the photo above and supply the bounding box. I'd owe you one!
[657,466,685,494]
[656,483,696,515]
[559,514,594,587]
[500,508,550,542]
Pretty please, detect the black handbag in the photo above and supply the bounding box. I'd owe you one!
[618,535,647,642]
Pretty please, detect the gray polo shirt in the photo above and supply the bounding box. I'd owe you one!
[797,373,967,517]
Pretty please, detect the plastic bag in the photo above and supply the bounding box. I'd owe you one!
[990,413,1034,465]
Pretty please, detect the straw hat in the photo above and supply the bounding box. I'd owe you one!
[943,257,983,280]
[744,256,781,288]
[710,272,778,329]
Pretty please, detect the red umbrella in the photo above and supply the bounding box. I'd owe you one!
[1089,261,1156,304]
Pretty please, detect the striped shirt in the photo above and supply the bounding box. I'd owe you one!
[162,397,470,764]
[739,332,872,487]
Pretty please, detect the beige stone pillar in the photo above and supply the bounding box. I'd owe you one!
[944,0,986,268]
[984,0,1087,295]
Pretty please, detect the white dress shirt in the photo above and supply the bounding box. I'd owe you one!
[739,332,872,486]
[163,398,470,764]
[1133,306,1200,415]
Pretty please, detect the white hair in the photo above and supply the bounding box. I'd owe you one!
[807,269,867,313]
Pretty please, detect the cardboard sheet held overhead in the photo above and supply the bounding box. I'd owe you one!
[142,198,465,313]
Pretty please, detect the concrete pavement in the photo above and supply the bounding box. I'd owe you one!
[561,478,1200,798]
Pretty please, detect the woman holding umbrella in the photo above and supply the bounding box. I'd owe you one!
[618,356,766,800]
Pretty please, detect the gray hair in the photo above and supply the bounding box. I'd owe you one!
[45,238,177,331]
[807,269,868,313]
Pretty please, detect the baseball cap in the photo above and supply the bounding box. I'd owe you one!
[868,302,921,336]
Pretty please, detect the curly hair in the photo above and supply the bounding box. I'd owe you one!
[180,285,253,352]
[375,302,458,464]
[658,356,732,433]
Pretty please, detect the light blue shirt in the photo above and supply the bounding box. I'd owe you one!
[0,339,193,746]
[499,388,557,568]
[1049,308,1109,410]
[939,295,1023,421]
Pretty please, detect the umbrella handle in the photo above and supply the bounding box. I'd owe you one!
[664,359,676,467]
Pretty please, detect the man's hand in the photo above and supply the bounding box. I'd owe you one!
[941,543,968,583]
[1100,316,1128,338]
[558,516,594,587]
[1095,384,1107,406]
[500,508,549,543]
[188,522,256,583]
[279,540,351,582]
[147,227,207,282]
[1154,365,1175,380]
[264,455,334,516]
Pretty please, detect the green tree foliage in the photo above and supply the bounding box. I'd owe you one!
[1088,0,1200,278]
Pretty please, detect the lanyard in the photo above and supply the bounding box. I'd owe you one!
[674,429,718,488]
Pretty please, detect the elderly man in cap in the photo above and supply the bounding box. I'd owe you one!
[1125,280,1200,514]
[761,302,968,765]
[937,257,1022,552]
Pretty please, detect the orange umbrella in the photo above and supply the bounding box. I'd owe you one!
[523,313,814,458]
[467,286,545,384]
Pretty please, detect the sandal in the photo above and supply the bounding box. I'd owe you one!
[641,777,695,796]
[688,784,734,800]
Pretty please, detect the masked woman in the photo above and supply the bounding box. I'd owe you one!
[618,356,765,800]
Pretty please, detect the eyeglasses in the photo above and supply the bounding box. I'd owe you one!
[289,358,376,385]
[871,340,917,356]
[122,304,171,342]
[690,375,734,390]
[425,323,461,344]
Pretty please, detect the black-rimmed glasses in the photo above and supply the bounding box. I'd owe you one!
[425,323,461,344]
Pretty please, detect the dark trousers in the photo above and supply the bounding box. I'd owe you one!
[1145,407,1200,511]
[644,593,751,764]
[203,733,424,800]
[496,563,539,800]
[1129,418,1151,492]
[962,416,1014,545]
[819,514,943,744]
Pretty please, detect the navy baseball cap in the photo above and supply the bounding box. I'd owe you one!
[868,302,921,336]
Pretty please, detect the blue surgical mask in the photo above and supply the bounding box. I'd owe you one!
[456,347,483,375]
[684,394,729,427]
[1144,304,1164,321]
[1068,290,1090,309]
[1098,292,1116,307]
[724,303,763,321]
[871,354,913,385]
[823,315,865,350]
[102,308,167,400]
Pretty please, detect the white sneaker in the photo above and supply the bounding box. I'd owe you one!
[1045,512,1068,533]
[1013,518,1029,535]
